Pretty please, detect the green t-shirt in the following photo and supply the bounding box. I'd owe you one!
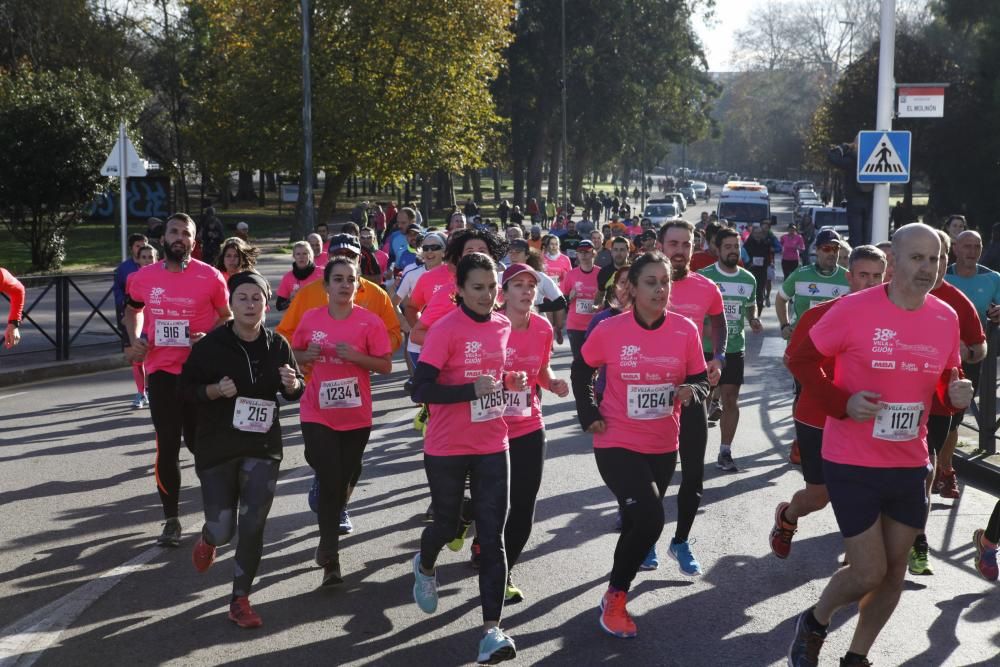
[779,263,849,323]
[698,262,757,354]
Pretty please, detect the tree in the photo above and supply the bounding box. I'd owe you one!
[0,68,146,270]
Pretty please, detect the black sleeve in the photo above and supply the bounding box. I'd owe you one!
[537,295,567,313]
[683,371,711,404]
[275,296,291,311]
[180,342,216,403]
[570,356,602,431]
[410,361,478,404]
[275,335,306,401]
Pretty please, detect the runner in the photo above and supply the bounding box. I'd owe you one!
[907,230,986,575]
[397,232,448,369]
[496,263,569,602]
[1,266,25,349]
[698,227,763,481]
[291,257,393,585]
[507,240,566,316]
[742,223,772,316]
[572,251,709,638]
[123,213,232,546]
[113,234,150,407]
[594,236,631,308]
[785,223,973,667]
[656,219,726,575]
[275,241,324,311]
[561,239,600,364]
[409,252,521,665]
[179,271,304,627]
[541,234,572,284]
[215,237,260,282]
[973,500,1000,581]
[770,245,887,560]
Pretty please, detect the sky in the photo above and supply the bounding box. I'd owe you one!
[693,0,753,72]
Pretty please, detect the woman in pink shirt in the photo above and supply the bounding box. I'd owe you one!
[780,224,806,278]
[572,252,710,639]
[291,257,393,587]
[409,253,524,665]
[541,235,572,282]
[275,241,323,311]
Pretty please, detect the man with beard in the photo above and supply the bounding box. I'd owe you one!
[123,213,232,547]
[698,228,762,474]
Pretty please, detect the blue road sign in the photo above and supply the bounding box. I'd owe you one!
[857,130,911,184]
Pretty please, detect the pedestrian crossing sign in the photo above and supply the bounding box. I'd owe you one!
[856,130,911,184]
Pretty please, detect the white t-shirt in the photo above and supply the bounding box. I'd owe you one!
[398,264,428,353]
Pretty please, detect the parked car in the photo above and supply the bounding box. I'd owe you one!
[643,202,679,226]
[679,186,696,204]
[690,181,708,200]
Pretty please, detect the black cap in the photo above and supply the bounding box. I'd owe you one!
[328,233,362,254]
[509,239,529,252]
[815,229,842,246]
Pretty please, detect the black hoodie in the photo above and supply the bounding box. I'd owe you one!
[180,322,304,470]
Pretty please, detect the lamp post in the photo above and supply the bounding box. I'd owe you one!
[560,0,569,214]
[299,0,315,236]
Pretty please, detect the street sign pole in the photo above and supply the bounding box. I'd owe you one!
[118,122,128,261]
[871,0,896,243]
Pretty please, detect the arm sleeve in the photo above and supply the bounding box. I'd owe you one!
[180,343,216,403]
[786,333,852,419]
[1,269,26,322]
[683,371,711,404]
[276,335,306,401]
[571,322,605,430]
[275,296,291,311]
[709,313,727,358]
[410,361,478,404]
[537,295,567,313]
[112,265,127,309]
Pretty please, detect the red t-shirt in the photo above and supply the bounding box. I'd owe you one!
[292,305,392,431]
[582,311,706,454]
[125,259,229,375]
[561,266,600,332]
[785,298,837,428]
[689,252,715,272]
[668,272,724,338]
[929,281,985,415]
[503,313,554,439]
[419,308,511,456]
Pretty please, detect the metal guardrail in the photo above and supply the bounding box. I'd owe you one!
[1,272,120,361]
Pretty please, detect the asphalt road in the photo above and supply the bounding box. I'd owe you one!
[1,196,999,666]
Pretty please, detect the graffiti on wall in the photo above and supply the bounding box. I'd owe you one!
[87,177,171,220]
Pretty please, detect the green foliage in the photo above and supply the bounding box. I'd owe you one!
[0,67,147,270]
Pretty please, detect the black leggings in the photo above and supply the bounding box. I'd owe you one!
[987,500,1000,544]
[567,329,587,366]
[595,447,677,592]
[750,267,768,313]
[422,450,509,624]
[781,259,799,280]
[505,429,546,569]
[302,423,371,566]
[197,457,279,598]
[675,400,708,542]
[146,370,197,520]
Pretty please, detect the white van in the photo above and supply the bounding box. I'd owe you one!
[717,181,770,234]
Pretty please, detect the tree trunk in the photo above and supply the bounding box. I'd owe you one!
[258,169,266,205]
[512,158,525,207]
[547,136,561,206]
[570,150,588,204]
[420,173,433,223]
[471,169,483,204]
[266,171,276,192]
[218,173,232,208]
[462,169,472,194]
[526,128,546,204]
[317,163,354,223]
[492,166,501,202]
[236,169,256,201]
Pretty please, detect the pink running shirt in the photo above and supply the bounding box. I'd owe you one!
[542,253,572,283]
[419,307,511,456]
[582,311,707,454]
[809,286,961,468]
[276,266,324,299]
[668,272,724,338]
[503,312,554,439]
[126,259,229,375]
[410,264,454,313]
[293,305,392,431]
[561,266,600,332]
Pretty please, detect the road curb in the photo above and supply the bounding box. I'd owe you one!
[0,354,129,388]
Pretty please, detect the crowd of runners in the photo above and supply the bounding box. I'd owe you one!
[5,201,1000,666]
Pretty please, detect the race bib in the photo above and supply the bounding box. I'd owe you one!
[626,384,675,420]
[872,402,923,441]
[318,377,362,409]
[752,256,765,267]
[575,298,594,315]
[154,319,190,347]
[471,388,505,422]
[232,397,275,433]
[503,390,532,418]
[723,301,741,321]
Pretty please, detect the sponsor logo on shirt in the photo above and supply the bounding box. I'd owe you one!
[149,287,166,304]
[871,360,896,370]
[901,362,918,372]
[311,331,328,344]
[621,373,641,381]
[808,283,819,295]
[620,345,641,367]
[645,373,662,381]
[464,370,480,378]
[923,362,943,374]
[464,340,483,365]
[871,327,897,353]
[896,342,940,360]
[150,308,164,315]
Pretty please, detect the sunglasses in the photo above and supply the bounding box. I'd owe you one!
[818,244,839,253]
[421,245,444,252]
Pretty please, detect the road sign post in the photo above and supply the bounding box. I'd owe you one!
[100,123,147,261]
[871,0,896,243]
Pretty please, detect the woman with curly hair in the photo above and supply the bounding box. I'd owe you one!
[216,237,261,282]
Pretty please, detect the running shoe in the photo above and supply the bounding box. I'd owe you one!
[598,588,637,638]
[667,539,703,576]
[308,475,319,513]
[716,451,738,472]
[938,469,960,499]
[228,595,263,628]
[413,404,429,433]
[321,559,343,587]
[931,467,942,495]
[787,609,825,667]
[770,502,797,559]
[789,439,801,465]
[141,392,149,408]
[504,572,524,603]
[156,518,181,547]
[412,553,438,614]
[973,529,999,581]
[907,543,933,575]
[839,658,872,666]
[192,535,216,572]
[470,540,482,570]
[708,400,723,421]
[639,546,659,570]
[339,509,353,535]
[448,521,471,552]
[765,297,771,308]
[131,392,145,409]
[477,627,517,664]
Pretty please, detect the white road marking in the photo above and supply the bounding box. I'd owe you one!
[758,337,786,358]
[0,392,26,401]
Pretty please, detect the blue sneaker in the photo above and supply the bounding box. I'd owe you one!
[477,627,516,664]
[412,553,437,614]
[668,539,703,576]
[308,475,319,513]
[339,509,353,535]
[639,546,659,570]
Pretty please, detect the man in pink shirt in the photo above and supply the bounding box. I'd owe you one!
[124,213,232,547]
[561,239,600,364]
[785,223,974,667]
